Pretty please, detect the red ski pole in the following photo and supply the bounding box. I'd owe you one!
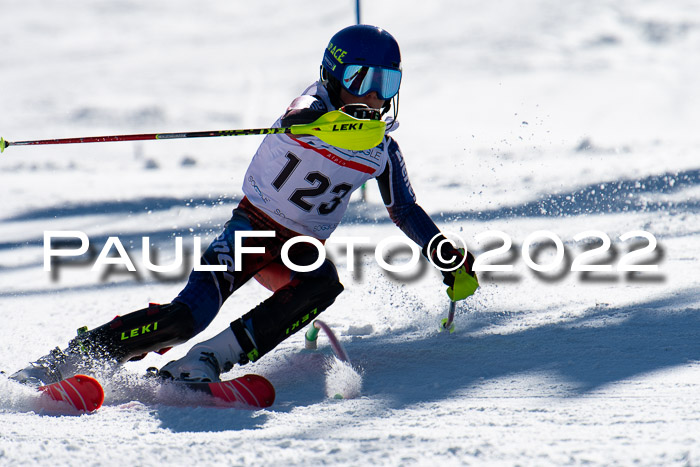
[0,109,386,154]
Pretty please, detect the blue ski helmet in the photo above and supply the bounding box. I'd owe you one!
[322,25,402,105]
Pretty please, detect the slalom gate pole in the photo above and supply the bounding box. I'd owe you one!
[304,319,350,363]
[0,110,386,154]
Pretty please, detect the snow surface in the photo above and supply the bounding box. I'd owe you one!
[1,0,700,465]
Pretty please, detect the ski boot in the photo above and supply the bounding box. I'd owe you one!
[158,327,250,383]
[9,346,88,387]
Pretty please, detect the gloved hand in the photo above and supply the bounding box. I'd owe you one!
[426,236,479,301]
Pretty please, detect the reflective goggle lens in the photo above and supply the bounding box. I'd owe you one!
[341,65,402,100]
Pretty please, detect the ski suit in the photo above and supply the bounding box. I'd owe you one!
[168,81,442,362]
[48,81,445,369]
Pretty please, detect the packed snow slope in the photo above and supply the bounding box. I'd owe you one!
[1,0,699,465]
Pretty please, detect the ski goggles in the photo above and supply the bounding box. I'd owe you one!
[341,65,402,100]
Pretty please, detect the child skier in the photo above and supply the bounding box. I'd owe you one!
[11,24,478,386]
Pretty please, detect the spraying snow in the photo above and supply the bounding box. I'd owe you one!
[324,357,364,400]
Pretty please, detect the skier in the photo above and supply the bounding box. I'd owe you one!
[11,24,479,386]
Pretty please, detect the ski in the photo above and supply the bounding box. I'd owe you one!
[38,374,105,413]
[173,374,275,408]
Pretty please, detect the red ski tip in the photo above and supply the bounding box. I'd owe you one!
[39,374,105,413]
[207,374,276,408]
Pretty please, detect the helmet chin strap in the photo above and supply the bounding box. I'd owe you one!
[320,66,343,109]
[381,92,398,119]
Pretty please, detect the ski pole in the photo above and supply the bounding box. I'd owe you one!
[441,300,457,333]
[0,110,386,154]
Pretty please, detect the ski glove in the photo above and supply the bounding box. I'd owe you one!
[425,236,479,302]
